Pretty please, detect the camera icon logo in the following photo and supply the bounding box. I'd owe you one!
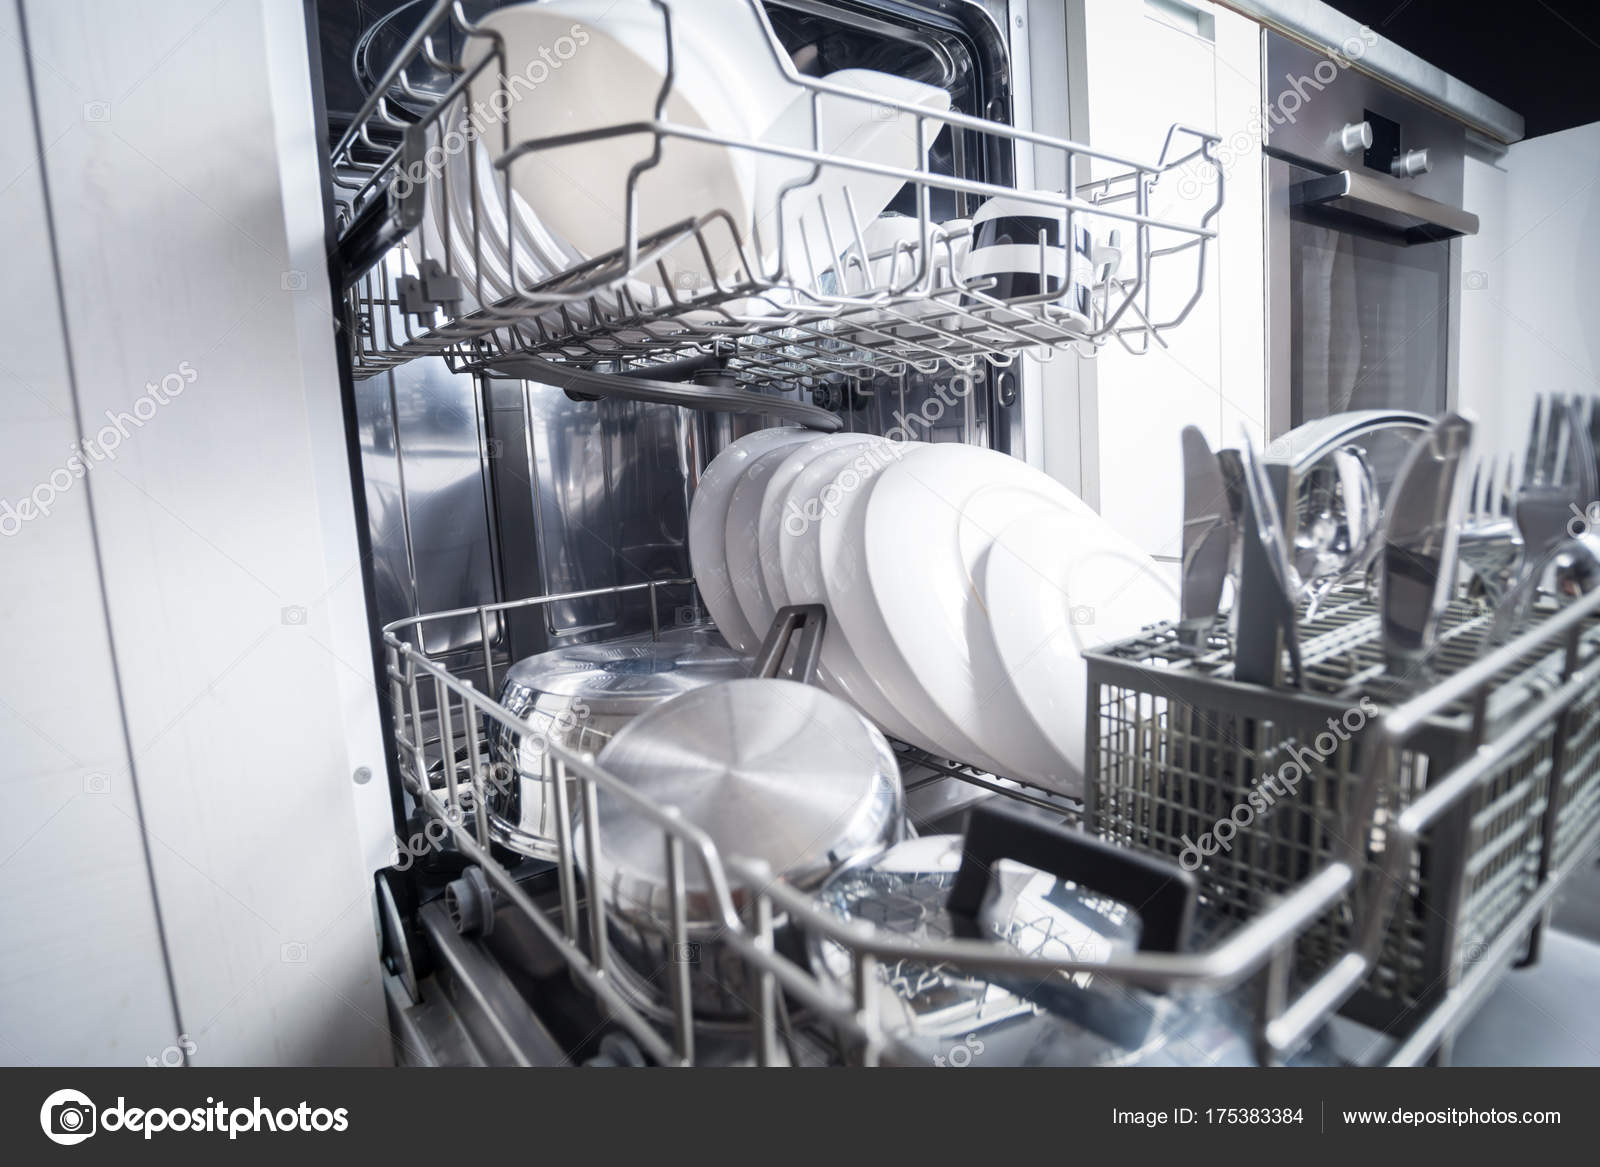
[281,604,307,626]
[84,773,110,795]
[1069,604,1096,626]
[82,101,111,123]
[281,270,308,292]
[1463,270,1488,291]
[672,942,700,964]
[281,941,309,963]
[40,1088,97,1145]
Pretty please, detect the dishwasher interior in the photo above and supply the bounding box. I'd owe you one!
[312,0,1600,1067]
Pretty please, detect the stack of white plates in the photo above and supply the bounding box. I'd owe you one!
[689,430,1177,795]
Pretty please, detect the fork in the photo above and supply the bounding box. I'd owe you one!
[1458,447,1523,606]
[1514,394,1593,558]
[1485,393,1599,642]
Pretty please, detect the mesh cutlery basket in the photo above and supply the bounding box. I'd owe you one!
[1084,585,1600,1028]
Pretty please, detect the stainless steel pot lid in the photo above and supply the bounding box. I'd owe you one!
[498,639,746,718]
[589,678,904,927]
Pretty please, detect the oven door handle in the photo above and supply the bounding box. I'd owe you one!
[1290,170,1479,245]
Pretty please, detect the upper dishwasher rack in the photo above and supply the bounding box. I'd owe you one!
[331,0,1225,389]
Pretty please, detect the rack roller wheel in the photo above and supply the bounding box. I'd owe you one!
[445,865,495,938]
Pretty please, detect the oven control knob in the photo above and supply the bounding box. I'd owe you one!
[1338,121,1372,153]
[1390,148,1431,178]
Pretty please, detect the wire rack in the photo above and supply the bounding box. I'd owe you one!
[333,0,1224,392]
[1085,583,1600,1031]
[377,576,1600,1067]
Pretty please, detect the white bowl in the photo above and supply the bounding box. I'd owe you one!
[463,0,798,294]
[756,68,952,290]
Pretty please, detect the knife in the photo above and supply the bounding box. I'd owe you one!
[1178,426,1236,652]
[1234,434,1302,687]
[1378,412,1474,678]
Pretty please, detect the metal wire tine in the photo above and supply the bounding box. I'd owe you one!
[433,673,459,810]
[580,779,610,979]
[550,757,580,944]
[754,890,779,1067]
[664,830,694,1065]
[418,29,454,75]
[462,679,490,847]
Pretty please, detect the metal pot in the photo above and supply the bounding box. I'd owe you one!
[488,638,749,860]
[588,677,905,1020]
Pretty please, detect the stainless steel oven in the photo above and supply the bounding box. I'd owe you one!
[1263,30,1479,436]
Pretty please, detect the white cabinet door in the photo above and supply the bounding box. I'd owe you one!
[1072,0,1265,563]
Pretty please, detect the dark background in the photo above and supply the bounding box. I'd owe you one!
[1324,0,1600,137]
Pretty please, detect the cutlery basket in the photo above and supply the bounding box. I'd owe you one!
[1083,585,1600,1031]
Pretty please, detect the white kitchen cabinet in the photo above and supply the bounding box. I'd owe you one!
[1067,0,1267,563]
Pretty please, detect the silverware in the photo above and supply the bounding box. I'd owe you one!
[1485,395,1596,644]
[1377,412,1473,678]
[1216,446,1248,584]
[1291,444,1381,619]
[1515,395,1584,561]
[1178,426,1235,652]
[1458,449,1523,606]
[1233,434,1302,686]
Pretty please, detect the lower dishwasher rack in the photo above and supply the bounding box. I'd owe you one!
[379,579,1600,1066]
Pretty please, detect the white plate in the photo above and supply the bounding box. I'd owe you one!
[758,69,951,288]
[729,432,876,640]
[817,444,1011,773]
[722,444,802,647]
[443,111,668,329]
[400,111,487,313]
[851,443,1105,789]
[464,0,795,293]
[982,509,1177,790]
[757,431,877,609]
[688,427,814,655]
[774,439,933,747]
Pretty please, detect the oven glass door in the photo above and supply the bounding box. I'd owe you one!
[1286,164,1452,426]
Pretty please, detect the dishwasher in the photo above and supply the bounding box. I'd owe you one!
[310,0,1600,1068]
